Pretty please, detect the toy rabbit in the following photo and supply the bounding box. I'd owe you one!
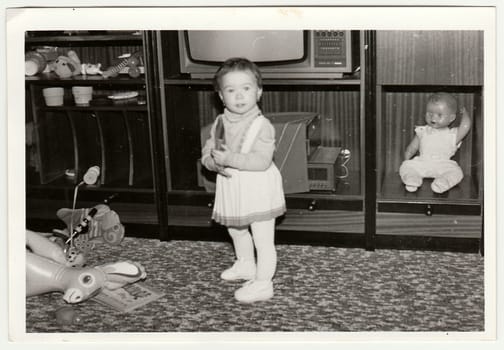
[26,230,146,304]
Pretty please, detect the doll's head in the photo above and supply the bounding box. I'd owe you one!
[213,57,263,115]
[425,92,458,129]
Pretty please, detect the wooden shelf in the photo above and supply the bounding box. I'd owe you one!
[38,105,148,112]
[25,33,143,44]
[164,77,361,86]
[379,172,480,204]
[26,73,146,85]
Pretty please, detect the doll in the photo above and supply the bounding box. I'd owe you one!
[399,93,472,194]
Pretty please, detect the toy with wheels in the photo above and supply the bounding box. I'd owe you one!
[102,51,142,79]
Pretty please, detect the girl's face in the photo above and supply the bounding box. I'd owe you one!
[218,70,262,115]
[425,101,456,129]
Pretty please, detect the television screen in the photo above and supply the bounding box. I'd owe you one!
[185,30,305,64]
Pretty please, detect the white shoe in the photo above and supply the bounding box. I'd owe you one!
[234,280,274,303]
[220,258,256,281]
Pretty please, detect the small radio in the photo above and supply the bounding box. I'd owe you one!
[307,146,342,191]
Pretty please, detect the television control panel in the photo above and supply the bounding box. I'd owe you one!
[313,30,350,68]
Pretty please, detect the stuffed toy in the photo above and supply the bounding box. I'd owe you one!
[53,50,82,78]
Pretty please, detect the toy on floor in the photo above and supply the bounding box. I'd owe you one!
[56,203,125,252]
[55,306,81,325]
[26,230,147,304]
[399,93,472,194]
[102,51,142,79]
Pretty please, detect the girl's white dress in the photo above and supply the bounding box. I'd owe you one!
[212,115,286,227]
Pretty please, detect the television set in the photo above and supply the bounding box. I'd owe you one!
[178,30,359,79]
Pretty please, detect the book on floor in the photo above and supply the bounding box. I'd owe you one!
[93,282,165,313]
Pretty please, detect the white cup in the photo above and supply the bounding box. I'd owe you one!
[42,87,64,106]
[72,86,93,106]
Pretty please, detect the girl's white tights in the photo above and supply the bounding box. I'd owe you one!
[227,218,277,281]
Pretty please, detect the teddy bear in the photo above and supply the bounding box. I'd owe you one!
[52,50,82,78]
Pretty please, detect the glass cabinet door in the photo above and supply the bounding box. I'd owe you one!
[160,30,366,236]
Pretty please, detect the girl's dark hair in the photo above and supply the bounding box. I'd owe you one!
[213,57,263,91]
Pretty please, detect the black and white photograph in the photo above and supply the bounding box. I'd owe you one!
[3,1,502,349]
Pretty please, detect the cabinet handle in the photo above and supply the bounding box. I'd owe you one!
[425,204,433,216]
[207,201,214,208]
[308,200,317,211]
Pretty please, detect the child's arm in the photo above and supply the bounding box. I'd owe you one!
[212,122,275,171]
[201,117,231,177]
[201,128,218,172]
[456,107,472,144]
[404,135,420,160]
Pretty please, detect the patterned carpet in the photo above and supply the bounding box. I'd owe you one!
[25,237,484,333]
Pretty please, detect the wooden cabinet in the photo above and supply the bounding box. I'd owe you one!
[154,30,371,246]
[25,31,160,227]
[25,30,485,252]
[375,30,484,253]
[376,31,483,85]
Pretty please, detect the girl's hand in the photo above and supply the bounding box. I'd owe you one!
[217,166,231,178]
[211,144,231,167]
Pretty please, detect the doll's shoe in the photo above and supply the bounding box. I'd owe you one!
[402,175,421,192]
[405,185,418,192]
[234,279,274,303]
[431,177,451,194]
[220,258,256,281]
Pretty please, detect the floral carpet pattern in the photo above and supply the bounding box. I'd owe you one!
[25,237,484,333]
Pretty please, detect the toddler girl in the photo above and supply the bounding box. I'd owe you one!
[399,92,472,193]
[201,57,286,303]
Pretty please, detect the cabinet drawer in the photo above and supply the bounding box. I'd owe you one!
[376,212,481,238]
[277,209,364,233]
[167,205,364,233]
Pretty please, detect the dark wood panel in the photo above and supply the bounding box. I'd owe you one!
[27,198,158,224]
[376,212,481,238]
[168,205,364,233]
[377,31,483,85]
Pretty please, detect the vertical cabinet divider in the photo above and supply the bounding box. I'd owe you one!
[121,110,135,186]
[94,111,106,185]
[64,110,79,184]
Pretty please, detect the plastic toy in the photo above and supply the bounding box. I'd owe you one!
[53,50,82,78]
[102,51,142,79]
[25,51,47,76]
[26,230,146,304]
[81,62,103,76]
[56,203,125,250]
[55,306,80,325]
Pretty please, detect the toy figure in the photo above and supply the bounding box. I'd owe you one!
[26,230,146,304]
[81,63,103,76]
[56,204,125,249]
[25,51,47,76]
[399,92,472,194]
[53,50,82,78]
[102,51,142,79]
